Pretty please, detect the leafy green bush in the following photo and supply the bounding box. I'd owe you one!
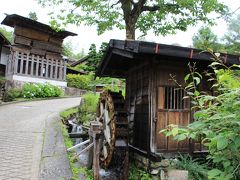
[78,92,99,124]
[170,154,208,180]
[129,163,152,180]
[67,74,93,90]
[2,88,22,102]
[162,54,240,179]
[66,73,126,93]
[0,76,6,85]
[22,83,62,99]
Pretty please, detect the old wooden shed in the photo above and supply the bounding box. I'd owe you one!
[1,14,77,88]
[96,39,240,161]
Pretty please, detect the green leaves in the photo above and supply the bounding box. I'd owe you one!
[208,169,222,179]
[22,83,62,98]
[184,74,190,81]
[162,55,240,178]
[216,137,228,150]
[172,128,179,136]
[38,0,227,39]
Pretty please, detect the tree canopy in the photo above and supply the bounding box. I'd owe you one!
[0,27,13,43]
[28,12,38,21]
[192,26,224,52]
[84,42,108,72]
[38,0,228,40]
[223,14,240,55]
[63,40,85,59]
[192,14,240,55]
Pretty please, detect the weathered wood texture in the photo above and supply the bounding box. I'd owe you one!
[14,35,32,46]
[32,40,61,53]
[49,37,63,46]
[150,61,192,153]
[30,48,46,56]
[126,63,150,152]
[13,26,63,57]
[15,26,49,42]
[12,50,65,81]
[126,59,208,156]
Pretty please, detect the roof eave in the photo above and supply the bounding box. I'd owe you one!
[1,14,77,39]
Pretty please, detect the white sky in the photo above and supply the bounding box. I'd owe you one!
[0,0,240,54]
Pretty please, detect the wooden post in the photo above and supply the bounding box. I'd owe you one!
[63,61,67,80]
[25,53,29,75]
[36,56,39,76]
[46,58,49,78]
[89,121,103,180]
[50,59,54,79]
[14,52,18,74]
[40,58,44,77]
[59,60,63,80]
[54,60,58,79]
[20,52,23,74]
[30,54,34,76]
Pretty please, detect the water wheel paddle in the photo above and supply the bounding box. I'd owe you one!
[96,90,116,168]
[96,90,129,179]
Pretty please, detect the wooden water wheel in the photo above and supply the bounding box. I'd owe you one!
[96,90,129,178]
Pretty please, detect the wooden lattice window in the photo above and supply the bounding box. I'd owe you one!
[158,86,188,110]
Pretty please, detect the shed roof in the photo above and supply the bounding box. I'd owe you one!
[70,55,89,67]
[1,14,77,39]
[96,39,240,78]
[67,67,87,75]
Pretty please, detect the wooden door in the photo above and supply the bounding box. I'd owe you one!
[155,86,190,152]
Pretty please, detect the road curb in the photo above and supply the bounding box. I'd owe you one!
[0,96,81,107]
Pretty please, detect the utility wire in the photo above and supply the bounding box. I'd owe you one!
[232,6,240,15]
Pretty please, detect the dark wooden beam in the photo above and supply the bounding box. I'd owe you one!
[69,132,89,139]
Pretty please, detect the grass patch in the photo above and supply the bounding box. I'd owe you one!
[60,106,79,120]
[129,162,152,180]
[61,123,80,180]
[60,108,93,180]
[78,92,99,125]
[170,154,208,180]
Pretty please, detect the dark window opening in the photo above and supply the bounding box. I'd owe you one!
[163,86,185,110]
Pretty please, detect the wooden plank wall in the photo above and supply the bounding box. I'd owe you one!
[126,59,209,155]
[126,63,150,152]
[151,60,192,153]
[13,26,63,58]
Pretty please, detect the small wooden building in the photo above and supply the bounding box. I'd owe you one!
[96,39,240,162]
[1,14,77,88]
[0,32,11,77]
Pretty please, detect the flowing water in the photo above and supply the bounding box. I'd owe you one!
[68,119,118,179]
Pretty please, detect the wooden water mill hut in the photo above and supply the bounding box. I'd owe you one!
[95,39,240,174]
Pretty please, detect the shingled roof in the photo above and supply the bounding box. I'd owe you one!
[1,14,77,39]
[96,39,240,78]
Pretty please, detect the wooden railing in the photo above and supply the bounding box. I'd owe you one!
[7,50,66,81]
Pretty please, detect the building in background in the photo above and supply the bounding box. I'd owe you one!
[0,32,11,77]
[1,14,77,88]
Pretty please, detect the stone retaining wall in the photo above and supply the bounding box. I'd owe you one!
[64,87,87,96]
[130,152,188,180]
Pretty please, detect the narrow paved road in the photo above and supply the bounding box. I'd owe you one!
[0,97,81,180]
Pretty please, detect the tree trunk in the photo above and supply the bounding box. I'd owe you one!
[125,20,136,40]
[121,0,136,40]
